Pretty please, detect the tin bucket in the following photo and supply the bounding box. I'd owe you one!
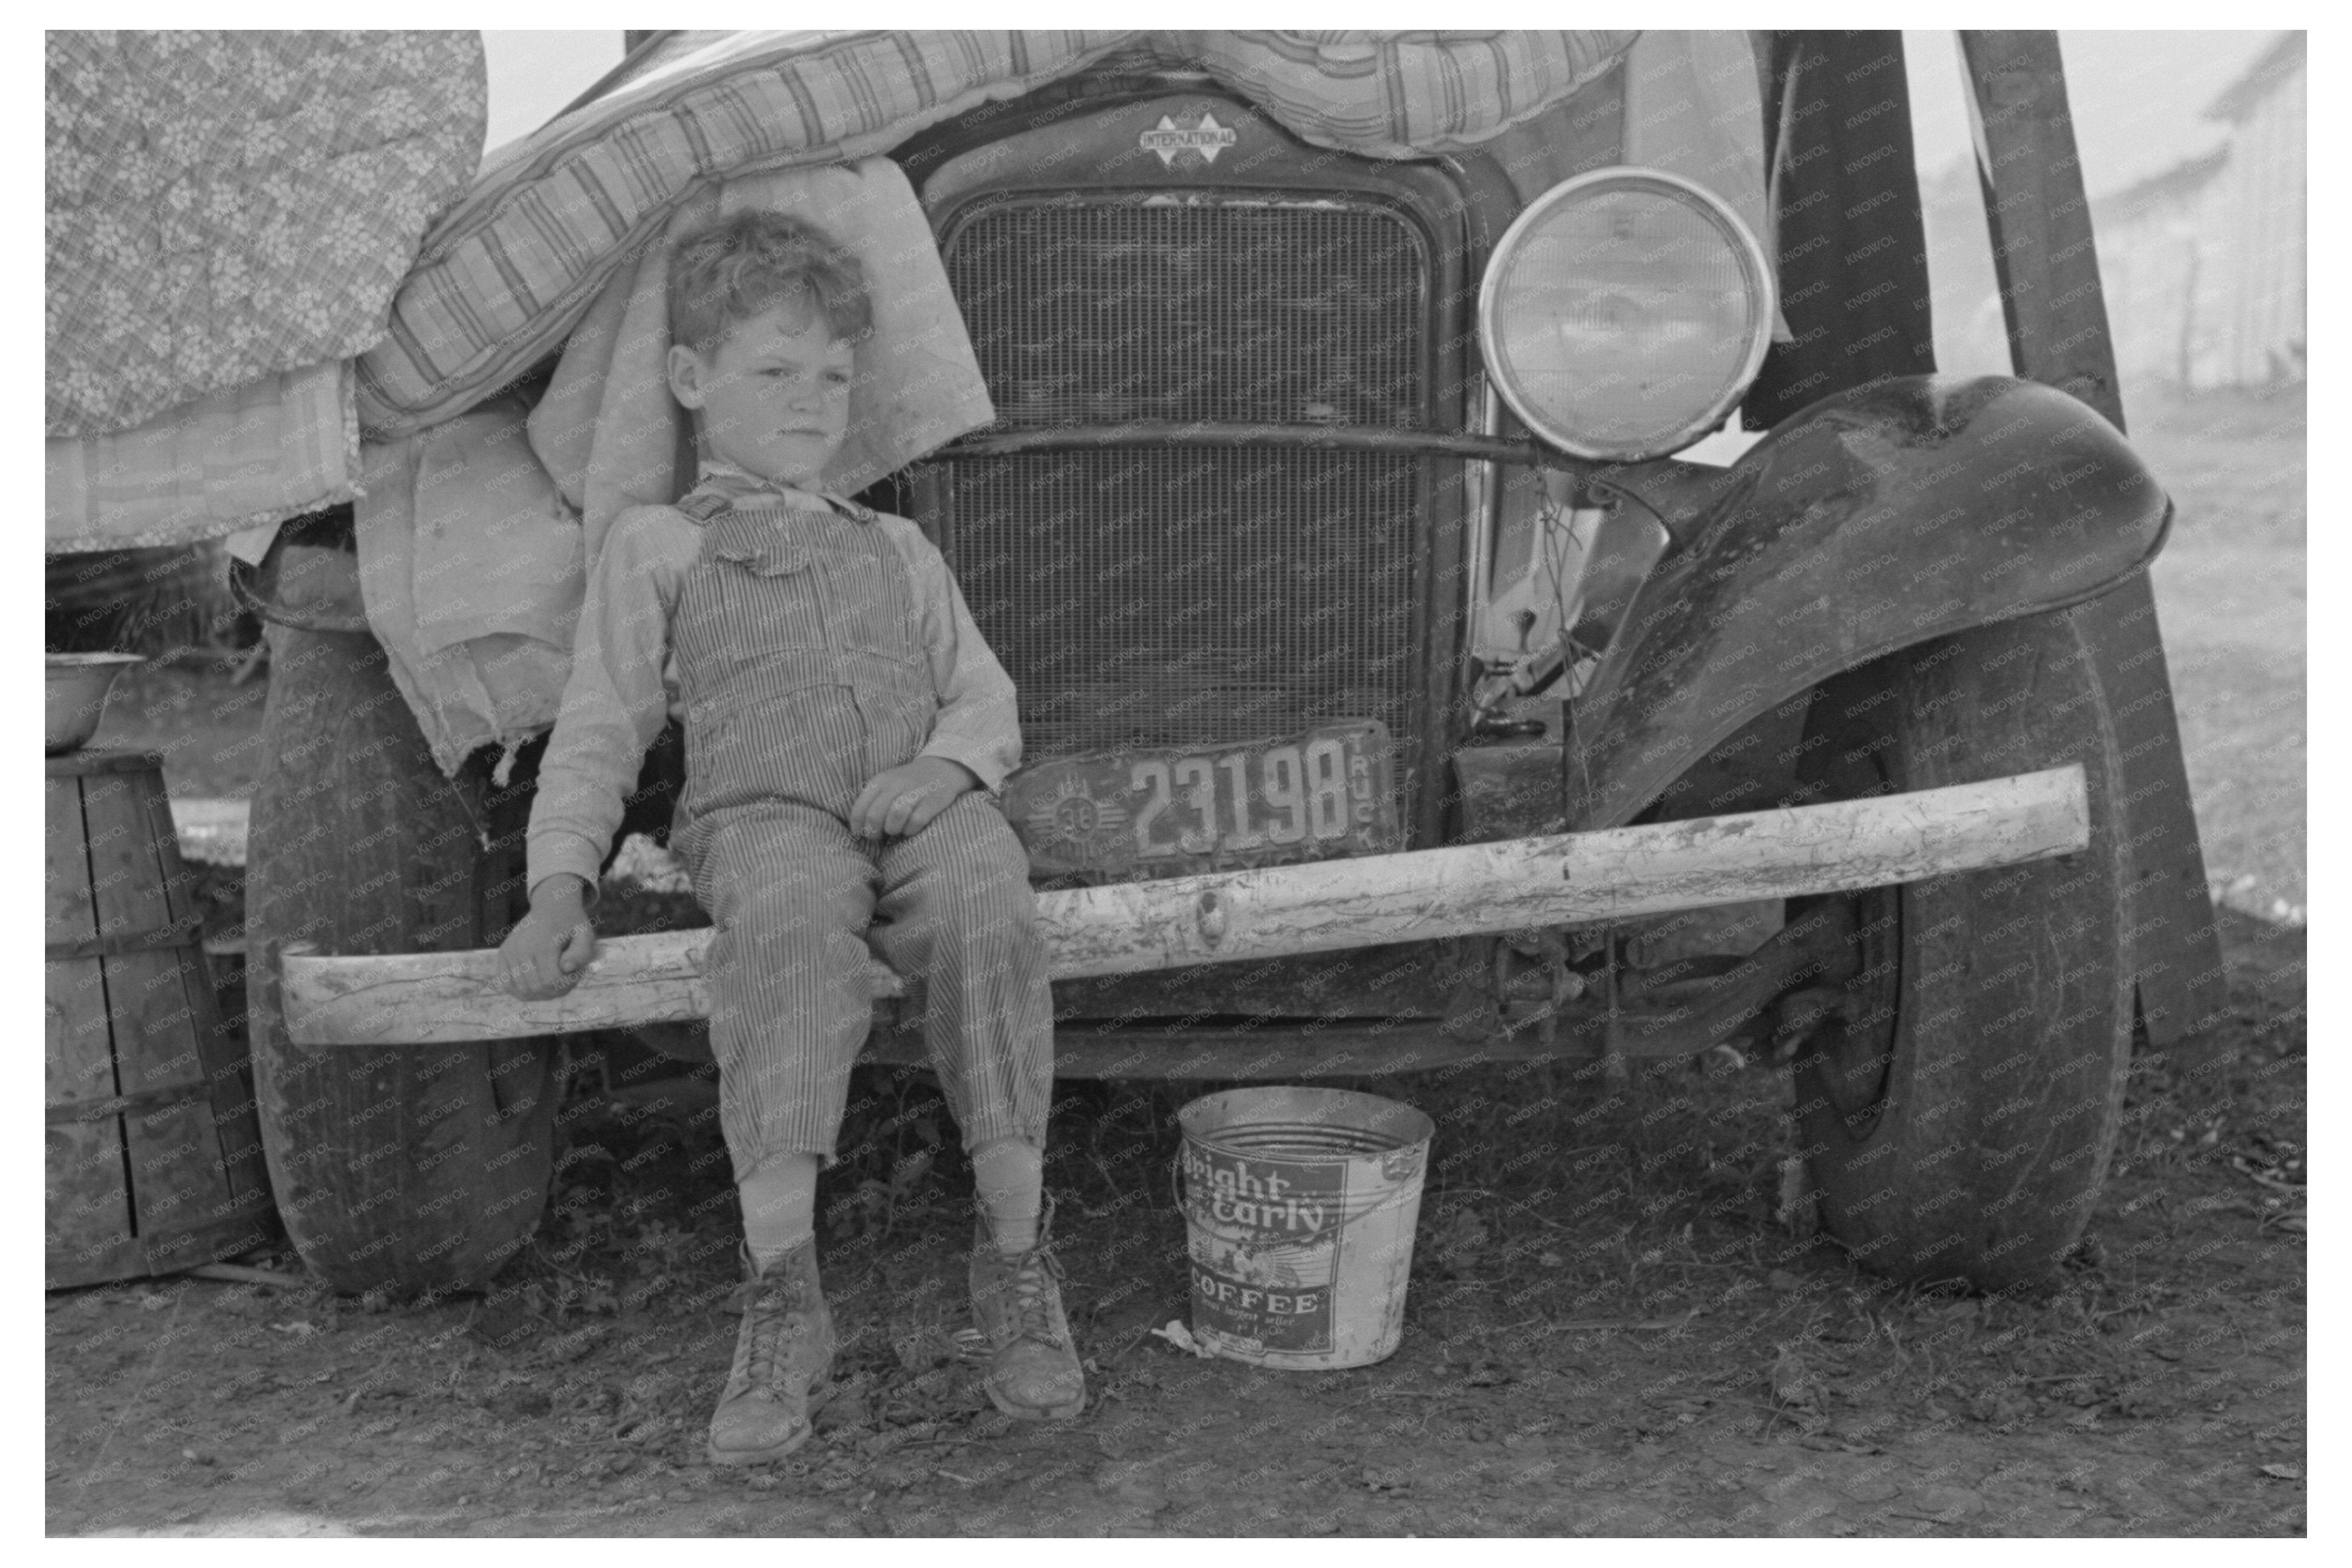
[1173,1086,1433,1370]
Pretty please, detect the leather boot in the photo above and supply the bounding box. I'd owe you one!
[707,1240,835,1466]
[968,1192,1086,1420]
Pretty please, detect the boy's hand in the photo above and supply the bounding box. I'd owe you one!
[500,876,598,1000]
[850,756,980,841]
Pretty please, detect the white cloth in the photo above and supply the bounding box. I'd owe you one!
[353,395,585,779]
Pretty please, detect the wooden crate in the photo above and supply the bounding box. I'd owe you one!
[45,750,275,1288]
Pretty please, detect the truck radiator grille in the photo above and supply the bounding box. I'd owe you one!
[945,448,1418,755]
[934,196,1433,805]
[948,199,1424,428]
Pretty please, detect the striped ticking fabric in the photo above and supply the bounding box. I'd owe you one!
[666,501,1050,1177]
[44,359,360,553]
[667,503,940,832]
[357,29,1638,437]
[686,793,1052,1181]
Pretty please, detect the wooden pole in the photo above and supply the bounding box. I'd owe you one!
[280,768,2089,1047]
[1958,31,2231,1052]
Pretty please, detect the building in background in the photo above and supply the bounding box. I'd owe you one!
[2093,31,2305,392]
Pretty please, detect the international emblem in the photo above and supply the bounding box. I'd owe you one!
[1140,111,1238,168]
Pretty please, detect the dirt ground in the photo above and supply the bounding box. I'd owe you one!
[46,386,2305,1538]
[2137,385,2307,918]
[43,907,2305,1538]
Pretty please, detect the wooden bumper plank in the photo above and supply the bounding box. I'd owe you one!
[282,768,2088,1047]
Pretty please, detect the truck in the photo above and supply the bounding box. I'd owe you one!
[234,29,2220,1302]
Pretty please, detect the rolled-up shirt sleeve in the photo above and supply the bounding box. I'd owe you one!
[526,505,696,907]
[885,520,1022,796]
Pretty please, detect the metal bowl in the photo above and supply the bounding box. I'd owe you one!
[46,653,145,754]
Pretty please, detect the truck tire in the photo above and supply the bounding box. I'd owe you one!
[245,625,555,1295]
[1786,608,2131,1292]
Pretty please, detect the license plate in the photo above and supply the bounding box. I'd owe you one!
[1002,721,1400,877]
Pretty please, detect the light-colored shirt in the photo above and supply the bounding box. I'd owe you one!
[524,462,1022,904]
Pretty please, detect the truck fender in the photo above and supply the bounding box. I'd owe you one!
[1561,374,2171,830]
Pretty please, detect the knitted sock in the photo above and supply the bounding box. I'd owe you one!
[739,1153,820,1275]
[971,1136,1043,1254]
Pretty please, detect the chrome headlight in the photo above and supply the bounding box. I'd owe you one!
[1479,167,1776,462]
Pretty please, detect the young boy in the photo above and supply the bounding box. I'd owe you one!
[499,210,1083,1466]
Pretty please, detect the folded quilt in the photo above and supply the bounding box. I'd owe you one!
[44,359,359,554]
[46,30,484,440]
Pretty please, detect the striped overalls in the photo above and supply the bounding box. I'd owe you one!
[666,494,1052,1184]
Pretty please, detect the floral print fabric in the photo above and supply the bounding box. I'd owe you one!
[45,30,484,440]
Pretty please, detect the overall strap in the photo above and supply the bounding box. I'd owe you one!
[678,486,877,527]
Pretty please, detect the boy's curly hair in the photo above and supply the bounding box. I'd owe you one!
[667,209,873,356]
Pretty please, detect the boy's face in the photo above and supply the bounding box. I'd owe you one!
[668,299,855,489]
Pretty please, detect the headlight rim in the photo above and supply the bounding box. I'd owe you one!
[1477,164,1778,463]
